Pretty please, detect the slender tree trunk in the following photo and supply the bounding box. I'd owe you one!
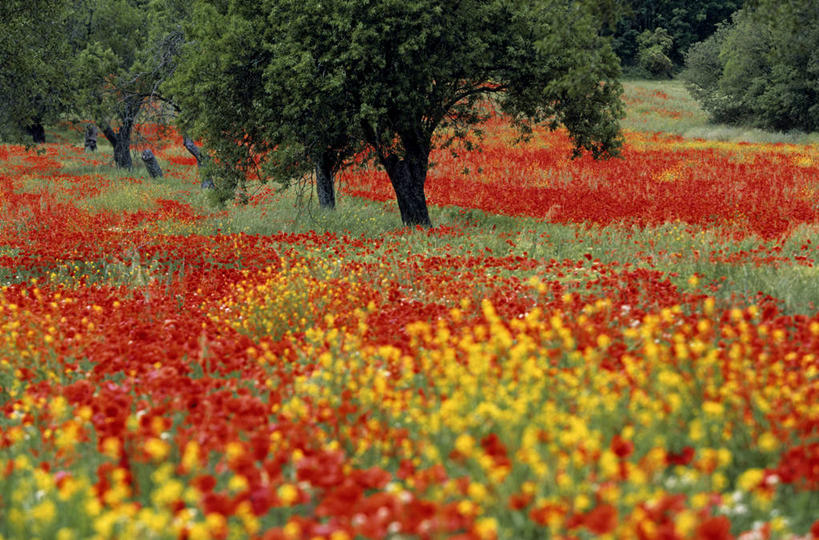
[26,122,46,144]
[183,135,214,189]
[84,124,98,152]
[141,149,163,178]
[315,154,335,209]
[383,147,431,227]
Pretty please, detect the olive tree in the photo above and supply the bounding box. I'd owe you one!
[173,0,624,225]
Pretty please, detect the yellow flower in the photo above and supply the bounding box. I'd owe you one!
[703,401,724,417]
[454,433,475,456]
[102,437,121,460]
[144,438,170,461]
[56,528,75,540]
[757,432,778,452]
[31,499,56,523]
[458,499,477,516]
[188,522,211,540]
[182,441,200,471]
[278,483,299,506]
[206,512,227,536]
[467,482,489,503]
[228,475,248,493]
[152,479,184,507]
[737,468,764,492]
[474,517,498,540]
[599,450,619,480]
[711,472,727,491]
[283,520,301,540]
[574,494,591,511]
[675,510,697,536]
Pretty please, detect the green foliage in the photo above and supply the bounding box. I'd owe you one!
[637,28,674,78]
[69,0,182,128]
[682,4,819,133]
[610,0,741,67]
[0,0,73,140]
[172,0,624,212]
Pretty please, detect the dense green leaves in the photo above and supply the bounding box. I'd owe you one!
[0,0,72,141]
[171,0,624,222]
[610,0,742,68]
[637,28,674,78]
[682,2,819,132]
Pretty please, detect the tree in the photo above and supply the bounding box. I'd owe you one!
[170,1,361,208]
[0,0,72,143]
[174,0,623,226]
[637,28,674,78]
[69,0,184,168]
[682,2,819,132]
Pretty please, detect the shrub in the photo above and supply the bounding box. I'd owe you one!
[682,6,819,133]
[637,27,674,78]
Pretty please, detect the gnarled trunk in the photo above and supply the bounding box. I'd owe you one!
[383,147,431,227]
[101,96,142,169]
[183,135,214,189]
[102,122,134,169]
[315,154,335,209]
[141,149,163,178]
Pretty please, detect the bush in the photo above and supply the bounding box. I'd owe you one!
[682,6,819,133]
[637,28,674,78]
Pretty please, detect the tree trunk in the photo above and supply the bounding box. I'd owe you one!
[183,135,214,189]
[383,148,431,227]
[26,123,45,144]
[141,149,163,178]
[101,96,141,169]
[113,131,132,169]
[315,155,335,209]
[84,124,98,152]
[102,124,133,169]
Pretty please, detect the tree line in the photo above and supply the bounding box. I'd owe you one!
[1,0,815,226]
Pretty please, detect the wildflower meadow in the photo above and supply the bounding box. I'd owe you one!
[1,81,818,539]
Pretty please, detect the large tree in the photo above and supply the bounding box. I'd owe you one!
[174,0,624,226]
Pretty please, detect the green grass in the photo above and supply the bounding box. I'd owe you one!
[622,79,819,145]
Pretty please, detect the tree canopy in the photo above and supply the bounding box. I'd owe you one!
[172,0,624,226]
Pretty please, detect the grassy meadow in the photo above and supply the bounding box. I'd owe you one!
[1,81,818,539]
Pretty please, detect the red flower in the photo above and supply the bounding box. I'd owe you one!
[611,434,634,458]
[695,516,734,540]
[583,504,618,534]
[667,446,695,466]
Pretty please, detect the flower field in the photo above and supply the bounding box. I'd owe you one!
[2,82,819,539]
